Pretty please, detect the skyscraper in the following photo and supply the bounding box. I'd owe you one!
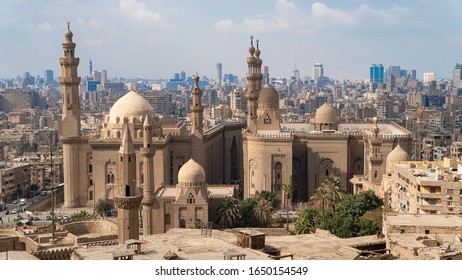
[370,64,384,83]
[44,69,54,85]
[387,65,401,78]
[89,59,93,75]
[453,64,462,90]
[313,63,324,81]
[423,72,436,84]
[216,63,222,86]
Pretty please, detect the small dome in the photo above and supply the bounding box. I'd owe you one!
[64,24,73,43]
[315,103,338,124]
[258,83,279,109]
[178,159,205,185]
[387,144,410,163]
[108,91,154,124]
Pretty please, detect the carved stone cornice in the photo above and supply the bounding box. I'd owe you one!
[113,195,143,209]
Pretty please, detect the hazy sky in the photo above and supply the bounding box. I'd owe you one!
[1,0,462,80]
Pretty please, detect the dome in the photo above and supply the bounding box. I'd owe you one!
[178,159,206,186]
[108,91,154,124]
[387,144,410,164]
[315,103,338,124]
[258,83,279,109]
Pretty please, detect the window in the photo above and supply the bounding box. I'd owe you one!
[430,187,437,193]
[425,229,430,234]
[88,164,92,173]
[165,214,171,225]
[188,193,195,204]
[447,189,454,195]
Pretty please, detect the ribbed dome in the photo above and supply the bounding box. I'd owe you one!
[387,144,410,163]
[258,83,279,109]
[178,159,205,185]
[108,91,154,124]
[315,103,338,124]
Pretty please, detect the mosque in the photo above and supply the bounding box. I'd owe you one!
[58,26,412,239]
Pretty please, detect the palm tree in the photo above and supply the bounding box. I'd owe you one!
[321,175,345,215]
[310,186,331,223]
[215,197,242,229]
[253,198,273,226]
[282,184,293,231]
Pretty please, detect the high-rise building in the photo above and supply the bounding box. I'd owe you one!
[423,72,436,84]
[409,69,417,80]
[180,70,186,81]
[370,64,384,83]
[313,63,324,81]
[44,69,54,85]
[216,63,222,86]
[89,59,93,75]
[453,64,462,90]
[387,65,401,78]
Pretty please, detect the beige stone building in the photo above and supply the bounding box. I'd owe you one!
[242,37,412,203]
[382,157,462,215]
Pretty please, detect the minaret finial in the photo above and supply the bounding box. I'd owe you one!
[256,39,259,49]
[250,35,254,46]
[67,22,70,30]
[194,72,200,87]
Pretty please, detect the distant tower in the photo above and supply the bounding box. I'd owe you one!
[245,36,263,134]
[190,74,205,166]
[369,64,384,83]
[58,23,88,208]
[89,58,93,75]
[44,69,54,85]
[313,63,324,81]
[141,115,155,235]
[293,62,300,82]
[453,64,462,92]
[216,63,222,86]
[114,122,142,243]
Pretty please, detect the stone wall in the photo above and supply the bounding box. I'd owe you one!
[61,219,117,236]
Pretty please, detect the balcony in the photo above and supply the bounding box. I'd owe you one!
[420,193,441,199]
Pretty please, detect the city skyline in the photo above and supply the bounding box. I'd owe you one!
[1,0,462,80]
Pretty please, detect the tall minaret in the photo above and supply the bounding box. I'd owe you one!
[59,22,81,137]
[114,122,142,243]
[191,74,204,136]
[245,36,263,134]
[141,115,155,235]
[58,23,84,208]
[190,73,205,167]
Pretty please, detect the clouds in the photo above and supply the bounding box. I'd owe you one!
[37,21,53,32]
[119,0,175,30]
[213,0,425,34]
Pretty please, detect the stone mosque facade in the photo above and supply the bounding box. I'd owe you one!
[59,26,412,237]
[241,37,413,204]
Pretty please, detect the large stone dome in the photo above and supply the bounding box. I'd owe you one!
[178,158,206,187]
[258,83,279,110]
[108,91,154,124]
[315,102,338,124]
[387,144,410,164]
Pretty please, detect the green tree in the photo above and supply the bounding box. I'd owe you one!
[215,197,242,229]
[321,175,345,214]
[238,197,258,227]
[254,191,278,209]
[310,186,331,222]
[71,210,95,220]
[336,190,382,219]
[294,208,321,234]
[282,184,293,230]
[253,198,273,226]
[95,199,113,216]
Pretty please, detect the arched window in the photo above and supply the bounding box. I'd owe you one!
[111,174,115,183]
[125,185,130,197]
[274,162,282,192]
[165,214,171,225]
[188,193,195,204]
[264,114,271,124]
[107,174,110,183]
[179,219,186,228]
[374,170,378,179]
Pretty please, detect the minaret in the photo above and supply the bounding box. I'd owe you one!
[245,36,263,134]
[58,23,84,208]
[191,73,204,136]
[59,22,81,137]
[190,73,205,167]
[367,117,384,184]
[141,115,155,235]
[114,122,143,243]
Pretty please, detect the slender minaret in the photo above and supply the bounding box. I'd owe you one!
[58,23,84,208]
[191,74,204,136]
[245,36,263,134]
[141,115,155,235]
[190,73,205,167]
[114,122,142,243]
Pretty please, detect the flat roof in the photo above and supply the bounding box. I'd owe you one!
[384,213,462,227]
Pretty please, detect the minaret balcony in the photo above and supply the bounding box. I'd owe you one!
[113,195,143,209]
